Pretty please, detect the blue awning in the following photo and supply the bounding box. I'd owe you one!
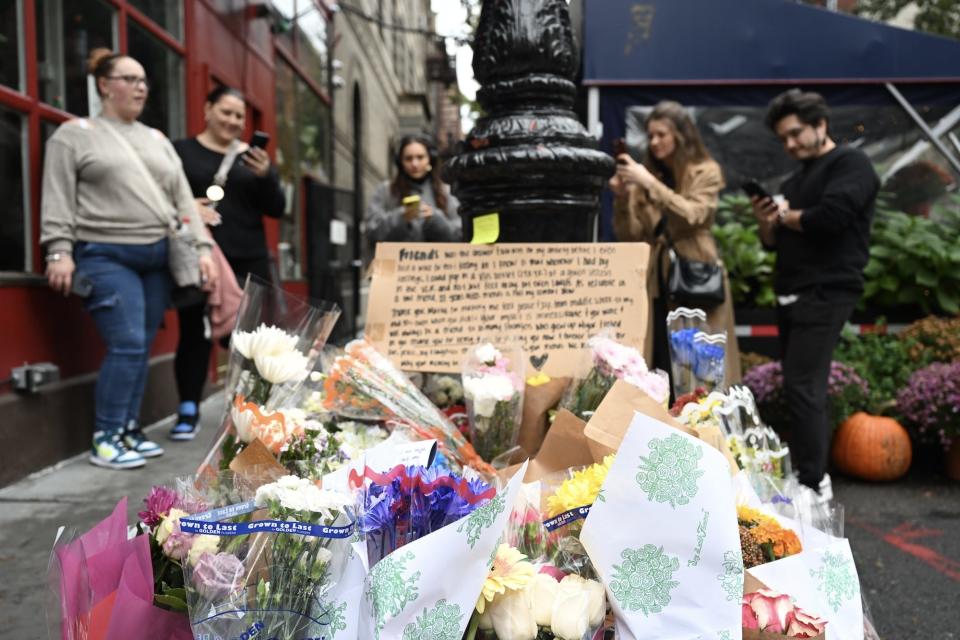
[583,0,960,86]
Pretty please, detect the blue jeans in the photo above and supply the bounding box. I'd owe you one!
[75,240,170,436]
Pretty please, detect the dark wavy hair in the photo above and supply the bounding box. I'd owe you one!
[390,134,447,212]
[643,101,713,190]
[765,89,830,132]
[206,85,244,105]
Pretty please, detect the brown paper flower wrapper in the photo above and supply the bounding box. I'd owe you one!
[583,379,697,461]
[228,438,288,488]
[498,408,596,483]
[518,376,571,457]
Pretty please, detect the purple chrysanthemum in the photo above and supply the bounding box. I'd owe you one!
[139,485,181,527]
[897,361,960,449]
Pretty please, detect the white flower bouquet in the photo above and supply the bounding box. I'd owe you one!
[201,277,340,474]
[462,343,525,463]
[179,474,360,640]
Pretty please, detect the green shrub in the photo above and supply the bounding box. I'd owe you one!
[833,327,917,415]
[715,194,776,308]
[862,206,960,315]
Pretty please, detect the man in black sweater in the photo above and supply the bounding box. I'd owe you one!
[751,89,880,498]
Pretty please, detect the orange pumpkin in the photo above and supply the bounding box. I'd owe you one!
[832,412,912,481]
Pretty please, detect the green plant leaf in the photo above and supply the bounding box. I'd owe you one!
[936,288,960,315]
[154,594,189,612]
[916,268,939,287]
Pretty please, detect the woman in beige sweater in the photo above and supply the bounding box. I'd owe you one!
[609,101,740,388]
[41,49,215,470]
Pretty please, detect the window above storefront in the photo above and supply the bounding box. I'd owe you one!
[0,2,24,92]
[127,0,183,40]
[36,0,117,115]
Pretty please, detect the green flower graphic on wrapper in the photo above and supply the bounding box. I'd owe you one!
[717,549,744,602]
[367,551,421,637]
[609,544,680,616]
[810,550,859,613]
[458,491,505,549]
[718,631,733,640]
[635,433,704,508]
[320,599,348,637]
[401,599,464,640]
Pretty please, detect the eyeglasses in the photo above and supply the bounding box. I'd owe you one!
[106,75,150,89]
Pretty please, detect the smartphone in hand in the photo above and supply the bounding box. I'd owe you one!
[249,130,270,150]
[613,138,628,163]
[742,180,772,201]
[71,273,93,298]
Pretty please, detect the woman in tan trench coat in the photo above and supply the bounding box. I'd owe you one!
[609,101,741,387]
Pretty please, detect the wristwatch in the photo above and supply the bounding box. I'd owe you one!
[45,252,64,263]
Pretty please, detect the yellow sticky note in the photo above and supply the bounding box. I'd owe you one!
[470,213,499,244]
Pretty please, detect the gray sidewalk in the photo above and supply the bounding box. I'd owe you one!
[0,394,224,638]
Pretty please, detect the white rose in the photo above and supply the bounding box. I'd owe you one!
[187,535,220,567]
[255,350,309,384]
[584,578,606,628]
[231,403,258,444]
[475,343,502,366]
[550,575,591,640]
[464,374,517,418]
[477,607,494,631]
[155,508,189,545]
[528,572,559,627]
[488,588,538,640]
[302,545,334,571]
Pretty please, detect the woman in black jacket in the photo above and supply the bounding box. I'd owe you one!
[169,85,285,440]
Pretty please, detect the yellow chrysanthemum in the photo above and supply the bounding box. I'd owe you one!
[736,505,778,528]
[546,456,615,517]
[476,544,536,614]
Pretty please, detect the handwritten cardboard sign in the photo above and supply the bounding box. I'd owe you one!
[365,242,650,374]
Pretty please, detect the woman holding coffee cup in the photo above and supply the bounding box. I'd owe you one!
[365,135,461,246]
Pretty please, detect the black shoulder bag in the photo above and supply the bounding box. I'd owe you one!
[657,218,726,309]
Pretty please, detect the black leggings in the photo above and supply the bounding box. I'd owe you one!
[174,255,273,405]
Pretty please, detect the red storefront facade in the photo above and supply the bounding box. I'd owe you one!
[0,0,334,485]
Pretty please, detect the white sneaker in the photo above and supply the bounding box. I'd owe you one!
[89,431,146,470]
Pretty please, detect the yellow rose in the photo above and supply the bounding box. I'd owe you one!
[155,508,188,545]
[187,534,220,567]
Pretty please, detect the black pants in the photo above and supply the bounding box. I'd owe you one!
[174,254,273,405]
[777,288,858,489]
